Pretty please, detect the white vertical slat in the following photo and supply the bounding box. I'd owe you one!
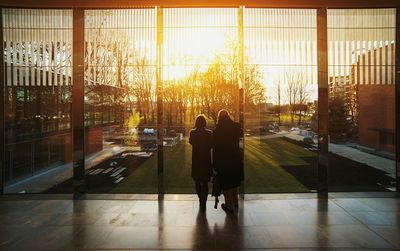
[14,8,18,74]
[387,42,392,85]
[381,41,385,85]
[30,10,35,87]
[5,12,12,87]
[41,9,46,87]
[16,10,21,86]
[51,11,55,87]
[23,9,27,86]
[344,40,349,78]
[377,41,382,85]
[35,11,41,87]
[367,40,372,85]
[391,41,395,85]
[53,11,58,86]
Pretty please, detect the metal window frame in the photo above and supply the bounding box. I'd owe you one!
[72,9,86,198]
[317,8,329,196]
[0,0,399,9]
[0,4,399,196]
[0,8,4,195]
[238,6,245,198]
[156,6,164,198]
[396,8,400,191]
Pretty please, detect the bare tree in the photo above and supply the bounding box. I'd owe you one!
[245,65,266,110]
[285,71,299,125]
[274,80,282,125]
[285,71,309,125]
[185,66,201,121]
[296,75,310,124]
[163,80,178,128]
[130,57,156,125]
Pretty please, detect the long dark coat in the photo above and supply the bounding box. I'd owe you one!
[213,120,244,190]
[189,128,213,182]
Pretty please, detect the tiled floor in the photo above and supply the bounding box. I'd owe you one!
[0,193,399,250]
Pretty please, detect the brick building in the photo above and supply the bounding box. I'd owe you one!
[4,60,125,183]
[353,42,395,153]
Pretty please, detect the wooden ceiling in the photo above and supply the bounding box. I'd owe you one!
[0,0,399,8]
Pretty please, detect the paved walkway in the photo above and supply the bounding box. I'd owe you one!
[0,193,399,250]
[329,143,395,177]
[276,131,396,178]
[5,143,136,194]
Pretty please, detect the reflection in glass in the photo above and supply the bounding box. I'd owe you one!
[327,9,396,191]
[244,9,318,193]
[3,9,73,193]
[84,9,157,193]
[2,7,397,195]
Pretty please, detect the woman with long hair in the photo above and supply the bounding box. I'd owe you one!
[189,114,213,212]
[213,109,243,213]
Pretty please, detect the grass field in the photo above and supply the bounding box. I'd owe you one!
[112,137,317,194]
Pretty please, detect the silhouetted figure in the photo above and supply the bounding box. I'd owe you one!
[213,109,243,213]
[189,115,213,212]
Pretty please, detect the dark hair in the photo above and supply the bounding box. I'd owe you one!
[217,109,231,124]
[195,115,207,129]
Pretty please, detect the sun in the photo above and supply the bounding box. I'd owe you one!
[163,28,227,80]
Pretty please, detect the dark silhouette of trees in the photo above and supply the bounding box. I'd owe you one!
[130,58,156,125]
[273,80,282,125]
[329,96,350,139]
[160,43,266,127]
[245,65,266,115]
[85,24,266,130]
[284,71,311,126]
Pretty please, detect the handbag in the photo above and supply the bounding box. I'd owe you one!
[211,173,221,209]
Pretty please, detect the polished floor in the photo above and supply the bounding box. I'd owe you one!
[0,193,400,250]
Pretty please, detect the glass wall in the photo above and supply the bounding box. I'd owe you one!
[327,9,396,191]
[243,9,318,192]
[1,7,397,194]
[2,9,73,193]
[84,9,158,193]
[162,8,240,193]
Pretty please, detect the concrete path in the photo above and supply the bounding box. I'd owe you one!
[5,143,138,194]
[273,130,395,178]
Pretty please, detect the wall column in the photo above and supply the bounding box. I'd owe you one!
[0,9,4,194]
[396,8,400,192]
[72,8,86,198]
[238,6,245,198]
[156,6,164,199]
[317,8,329,195]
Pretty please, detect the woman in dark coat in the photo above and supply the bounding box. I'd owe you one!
[189,115,213,211]
[213,109,243,213]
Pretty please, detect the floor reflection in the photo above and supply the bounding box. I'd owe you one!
[191,211,213,249]
[317,195,329,248]
[1,194,399,250]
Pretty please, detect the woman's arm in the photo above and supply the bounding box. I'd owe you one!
[189,130,194,145]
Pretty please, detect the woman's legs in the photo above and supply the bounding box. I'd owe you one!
[200,181,208,206]
[233,187,239,206]
[195,181,208,210]
[223,188,235,209]
[222,186,240,212]
[195,181,201,199]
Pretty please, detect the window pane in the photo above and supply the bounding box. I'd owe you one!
[163,8,239,193]
[327,9,396,191]
[244,9,318,193]
[3,9,73,193]
[84,9,158,193]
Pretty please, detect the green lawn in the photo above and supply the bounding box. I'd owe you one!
[244,138,315,193]
[112,137,317,193]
